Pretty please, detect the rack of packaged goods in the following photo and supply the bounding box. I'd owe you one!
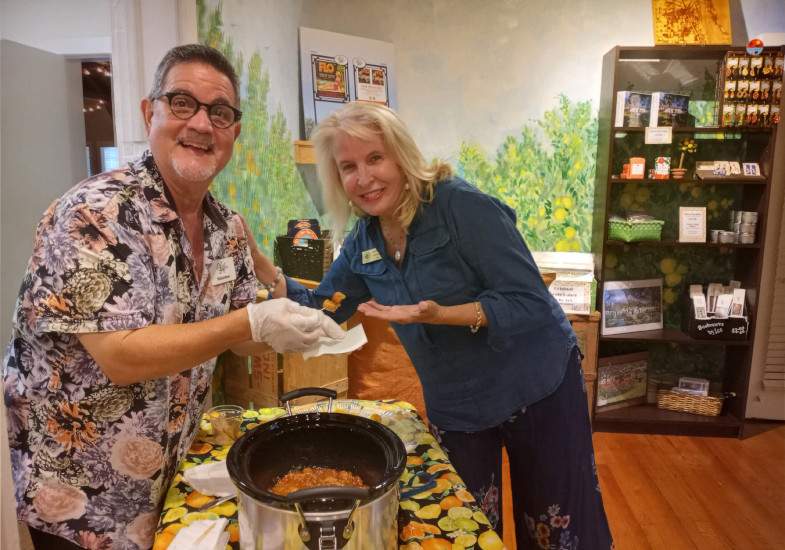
[591,45,783,437]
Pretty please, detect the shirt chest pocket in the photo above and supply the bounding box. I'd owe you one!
[349,253,392,299]
[409,228,467,300]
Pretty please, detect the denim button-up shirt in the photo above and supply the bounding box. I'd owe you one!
[288,178,576,431]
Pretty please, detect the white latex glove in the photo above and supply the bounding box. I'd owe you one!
[246,299,344,353]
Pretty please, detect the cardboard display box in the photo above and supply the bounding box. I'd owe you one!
[222,349,348,409]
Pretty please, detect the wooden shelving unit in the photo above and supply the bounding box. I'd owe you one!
[591,45,783,438]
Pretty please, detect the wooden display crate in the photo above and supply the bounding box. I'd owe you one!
[222,349,348,409]
[568,311,600,420]
[223,277,347,408]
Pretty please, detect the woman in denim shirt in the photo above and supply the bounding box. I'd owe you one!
[251,102,612,548]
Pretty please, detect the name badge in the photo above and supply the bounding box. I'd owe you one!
[210,257,237,285]
[362,248,382,264]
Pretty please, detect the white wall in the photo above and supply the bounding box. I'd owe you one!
[0,0,112,55]
[216,0,654,162]
[0,39,88,378]
[1,39,88,550]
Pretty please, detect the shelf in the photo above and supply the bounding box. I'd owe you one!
[593,404,742,437]
[612,126,774,133]
[605,239,761,249]
[594,45,782,438]
[610,177,767,185]
[294,140,315,164]
[616,45,732,61]
[600,328,752,346]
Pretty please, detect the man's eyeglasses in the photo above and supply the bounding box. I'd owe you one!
[155,92,242,129]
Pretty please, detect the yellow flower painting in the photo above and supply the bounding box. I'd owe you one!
[653,0,732,45]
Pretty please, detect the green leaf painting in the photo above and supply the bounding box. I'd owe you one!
[458,95,598,252]
[197,0,318,257]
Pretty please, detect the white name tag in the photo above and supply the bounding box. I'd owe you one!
[210,257,236,285]
[362,248,382,264]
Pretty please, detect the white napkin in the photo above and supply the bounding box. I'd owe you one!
[302,323,367,360]
[183,461,236,497]
[168,518,229,550]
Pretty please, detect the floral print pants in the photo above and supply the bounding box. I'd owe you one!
[430,347,613,549]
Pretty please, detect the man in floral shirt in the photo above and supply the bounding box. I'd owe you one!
[3,44,342,549]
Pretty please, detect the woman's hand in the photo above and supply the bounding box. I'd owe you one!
[357,299,442,324]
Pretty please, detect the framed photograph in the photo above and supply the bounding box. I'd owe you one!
[742,162,761,176]
[679,206,707,243]
[596,352,648,411]
[601,279,663,335]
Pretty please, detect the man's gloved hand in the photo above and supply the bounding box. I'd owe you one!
[246,299,344,353]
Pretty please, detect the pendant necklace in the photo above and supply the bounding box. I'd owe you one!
[380,218,405,265]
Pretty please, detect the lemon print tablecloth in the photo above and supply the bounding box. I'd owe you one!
[154,399,506,550]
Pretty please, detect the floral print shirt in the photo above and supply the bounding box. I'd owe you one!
[2,151,257,549]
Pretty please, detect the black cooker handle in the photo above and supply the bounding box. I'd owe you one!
[285,486,370,503]
[280,387,338,405]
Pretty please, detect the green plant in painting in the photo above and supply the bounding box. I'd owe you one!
[198,0,319,406]
[197,0,318,257]
[458,95,597,252]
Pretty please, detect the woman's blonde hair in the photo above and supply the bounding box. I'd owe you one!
[311,102,452,243]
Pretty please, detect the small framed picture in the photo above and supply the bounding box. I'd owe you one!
[679,206,707,243]
[729,161,741,175]
[601,279,664,335]
[596,352,648,412]
[742,162,761,176]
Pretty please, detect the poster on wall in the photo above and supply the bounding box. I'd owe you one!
[355,62,388,104]
[312,55,349,102]
[300,27,396,138]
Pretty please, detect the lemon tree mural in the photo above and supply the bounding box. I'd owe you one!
[458,95,597,252]
[197,0,318,256]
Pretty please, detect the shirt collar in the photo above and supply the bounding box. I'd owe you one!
[130,150,228,230]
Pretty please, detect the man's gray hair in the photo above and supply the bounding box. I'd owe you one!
[148,44,240,103]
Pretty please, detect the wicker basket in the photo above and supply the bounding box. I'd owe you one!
[608,218,664,242]
[656,389,727,416]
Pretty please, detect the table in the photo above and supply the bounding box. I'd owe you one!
[153,400,506,550]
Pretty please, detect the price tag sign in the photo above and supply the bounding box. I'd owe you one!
[645,127,672,144]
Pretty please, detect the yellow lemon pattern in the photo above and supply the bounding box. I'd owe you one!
[153,400,502,550]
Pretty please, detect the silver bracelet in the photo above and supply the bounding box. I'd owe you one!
[262,266,283,293]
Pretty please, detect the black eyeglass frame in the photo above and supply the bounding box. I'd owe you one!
[155,91,242,128]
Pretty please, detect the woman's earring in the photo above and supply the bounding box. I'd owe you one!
[404,183,410,190]
[348,200,353,208]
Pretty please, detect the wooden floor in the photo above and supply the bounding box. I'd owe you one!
[501,422,785,549]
